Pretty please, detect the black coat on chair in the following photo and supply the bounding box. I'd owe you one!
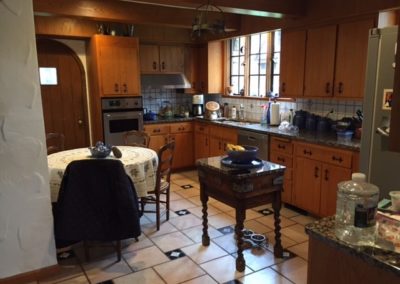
[54,159,141,247]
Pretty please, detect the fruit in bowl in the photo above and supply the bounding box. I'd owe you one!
[89,141,112,158]
[226,144,259,164]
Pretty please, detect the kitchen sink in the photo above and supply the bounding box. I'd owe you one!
[215,119,259,126]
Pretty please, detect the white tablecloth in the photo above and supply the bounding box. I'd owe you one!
[48,146,158,201]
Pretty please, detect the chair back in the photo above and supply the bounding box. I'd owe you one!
[54,159,141,244]
[46,132,65,154]
[124,130,150,147]
[155,141,175,192]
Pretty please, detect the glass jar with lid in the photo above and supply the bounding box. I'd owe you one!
[335,173,380,246]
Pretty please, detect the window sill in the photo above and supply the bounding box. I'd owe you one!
[221,95,296,102]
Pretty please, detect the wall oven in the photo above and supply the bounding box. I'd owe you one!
[102,97,144,145]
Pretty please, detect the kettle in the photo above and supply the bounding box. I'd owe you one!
[143,109,157,121]
[293,110,306,129]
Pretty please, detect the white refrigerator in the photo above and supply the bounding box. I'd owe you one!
[360,26,400,199]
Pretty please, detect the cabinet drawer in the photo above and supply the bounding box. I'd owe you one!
[271,136,293,155]
[144,124,170,135]
[195,123,209,134]
[270,152,293,168]
[170,122,193,133]
[320,148,353,168]
[295,143,323,161]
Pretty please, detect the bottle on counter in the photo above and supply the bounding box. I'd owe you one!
[335,173,380,246]
[231,105,237,119]
[223,103,229,118]
[239,104,245,120]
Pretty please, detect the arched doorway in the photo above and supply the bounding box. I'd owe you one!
[36,38,90,150]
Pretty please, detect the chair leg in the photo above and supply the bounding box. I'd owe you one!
[166,187,170,221]
[116,240,121,262]
[156,192,160,231]
[140,198,145,217]
[83,241,90,262]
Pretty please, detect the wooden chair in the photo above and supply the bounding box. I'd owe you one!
[140,141,175,230]
[46,133,65,154]
[53,159,141,262]
[123,130,150,147]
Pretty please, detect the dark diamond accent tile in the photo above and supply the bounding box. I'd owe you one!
[175,209,191,216]
[56,249,75,261]
[258,208,274,216]
[181,184,193,189]
[165,248,186,260]
[223,280,242,284]
[217,226,234,235]
[97,281,113,284]
[282,249,297,260]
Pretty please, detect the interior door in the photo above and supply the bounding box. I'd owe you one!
[36,39,89,150]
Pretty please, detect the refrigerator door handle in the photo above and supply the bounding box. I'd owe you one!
[376,127,390,136]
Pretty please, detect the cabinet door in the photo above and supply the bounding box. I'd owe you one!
[334,19,374,98]
[140,44,159,72]
[160,46,184,73]
[148,134,169,153]
[304,25,337,97]
[99,45,121,95]
[170,132,194,169]
[184,46,201,93]
[320,163,351,217]
[209,137,225,157]
[293,157,321,215]
[206,41,224,94]
[194,132,209,160]
[280,30,306,98]
[120,44,140,95]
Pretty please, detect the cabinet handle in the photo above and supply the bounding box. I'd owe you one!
[123,83,127,93]
[161,61,165,70]
[201,81,204,90]
[332,156,343,163]
[152,61,157,70]
[278,144,286,150]
[205,137,208,146]
[314,166,319,178]
[303,149,312,156]
[277,157,285,163]
[199,127,204,131]
[193,82,196,89]
[325,82,331,94]
[338,82,343,94]
[324,169,329,181]
[218,141,221,150]
[165,137,169,143]
[114,83,119,92]
[223,142,227,151]
[281,82,286,93]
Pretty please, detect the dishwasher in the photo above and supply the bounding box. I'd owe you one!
[237,130,269,161]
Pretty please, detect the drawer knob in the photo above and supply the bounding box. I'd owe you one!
[277,157,285,163]
[303,149,312,156]
[278,144,286,149]
[332,156,343,163]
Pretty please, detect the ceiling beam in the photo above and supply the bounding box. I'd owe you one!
[119,0,306,18]
[33,0,241,30]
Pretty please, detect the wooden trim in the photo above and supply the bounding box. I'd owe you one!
[389,24,400,152]
[0,265,59,284]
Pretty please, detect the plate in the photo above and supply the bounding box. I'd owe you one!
[221,157,263,169]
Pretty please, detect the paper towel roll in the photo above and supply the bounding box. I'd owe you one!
[270,102,280,125]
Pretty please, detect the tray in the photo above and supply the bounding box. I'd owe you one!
[221,157,263,169]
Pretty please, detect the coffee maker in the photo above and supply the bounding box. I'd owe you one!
[192,94,204,117]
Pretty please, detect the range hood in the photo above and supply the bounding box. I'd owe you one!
[141,73,191,89]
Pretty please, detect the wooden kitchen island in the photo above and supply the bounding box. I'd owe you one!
[196,156,286,272]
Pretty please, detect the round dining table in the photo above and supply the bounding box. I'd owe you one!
[47,146,158,202]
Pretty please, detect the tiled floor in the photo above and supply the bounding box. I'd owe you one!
[38,170,317,284]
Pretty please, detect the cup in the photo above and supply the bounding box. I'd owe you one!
[389,191,400,211]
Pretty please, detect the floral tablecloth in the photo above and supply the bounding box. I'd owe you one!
[48,146,158,201]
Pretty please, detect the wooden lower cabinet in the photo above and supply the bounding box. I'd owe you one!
[270,136,293,203]
[194,122,210,160]
[144,122,194,170]
[292,142,353,217]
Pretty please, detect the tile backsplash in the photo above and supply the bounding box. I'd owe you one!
[142,89,363,122]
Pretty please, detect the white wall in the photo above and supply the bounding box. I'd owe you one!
[0,0,57,279]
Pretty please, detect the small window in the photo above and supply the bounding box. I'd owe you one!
[39,67,58,85]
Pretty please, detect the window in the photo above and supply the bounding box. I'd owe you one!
[228,30,281,97]
[39,67,58,85]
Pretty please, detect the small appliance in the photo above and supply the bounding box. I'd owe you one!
[205,101,220,120]
[192,94,204,117]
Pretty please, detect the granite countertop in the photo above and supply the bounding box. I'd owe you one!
[144,117,361,151]
[306,216,400,276]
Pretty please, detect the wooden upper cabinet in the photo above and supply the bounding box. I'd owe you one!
[304,25,337,98]
[334,18,375,98]
[140,44,184,73]
[279,30,306,98]
[184,46,201,93]
[94,35,140,96]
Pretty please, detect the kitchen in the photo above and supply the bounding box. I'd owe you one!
[1,0,400,283]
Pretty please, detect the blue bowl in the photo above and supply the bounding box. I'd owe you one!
[227,145,259,164]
